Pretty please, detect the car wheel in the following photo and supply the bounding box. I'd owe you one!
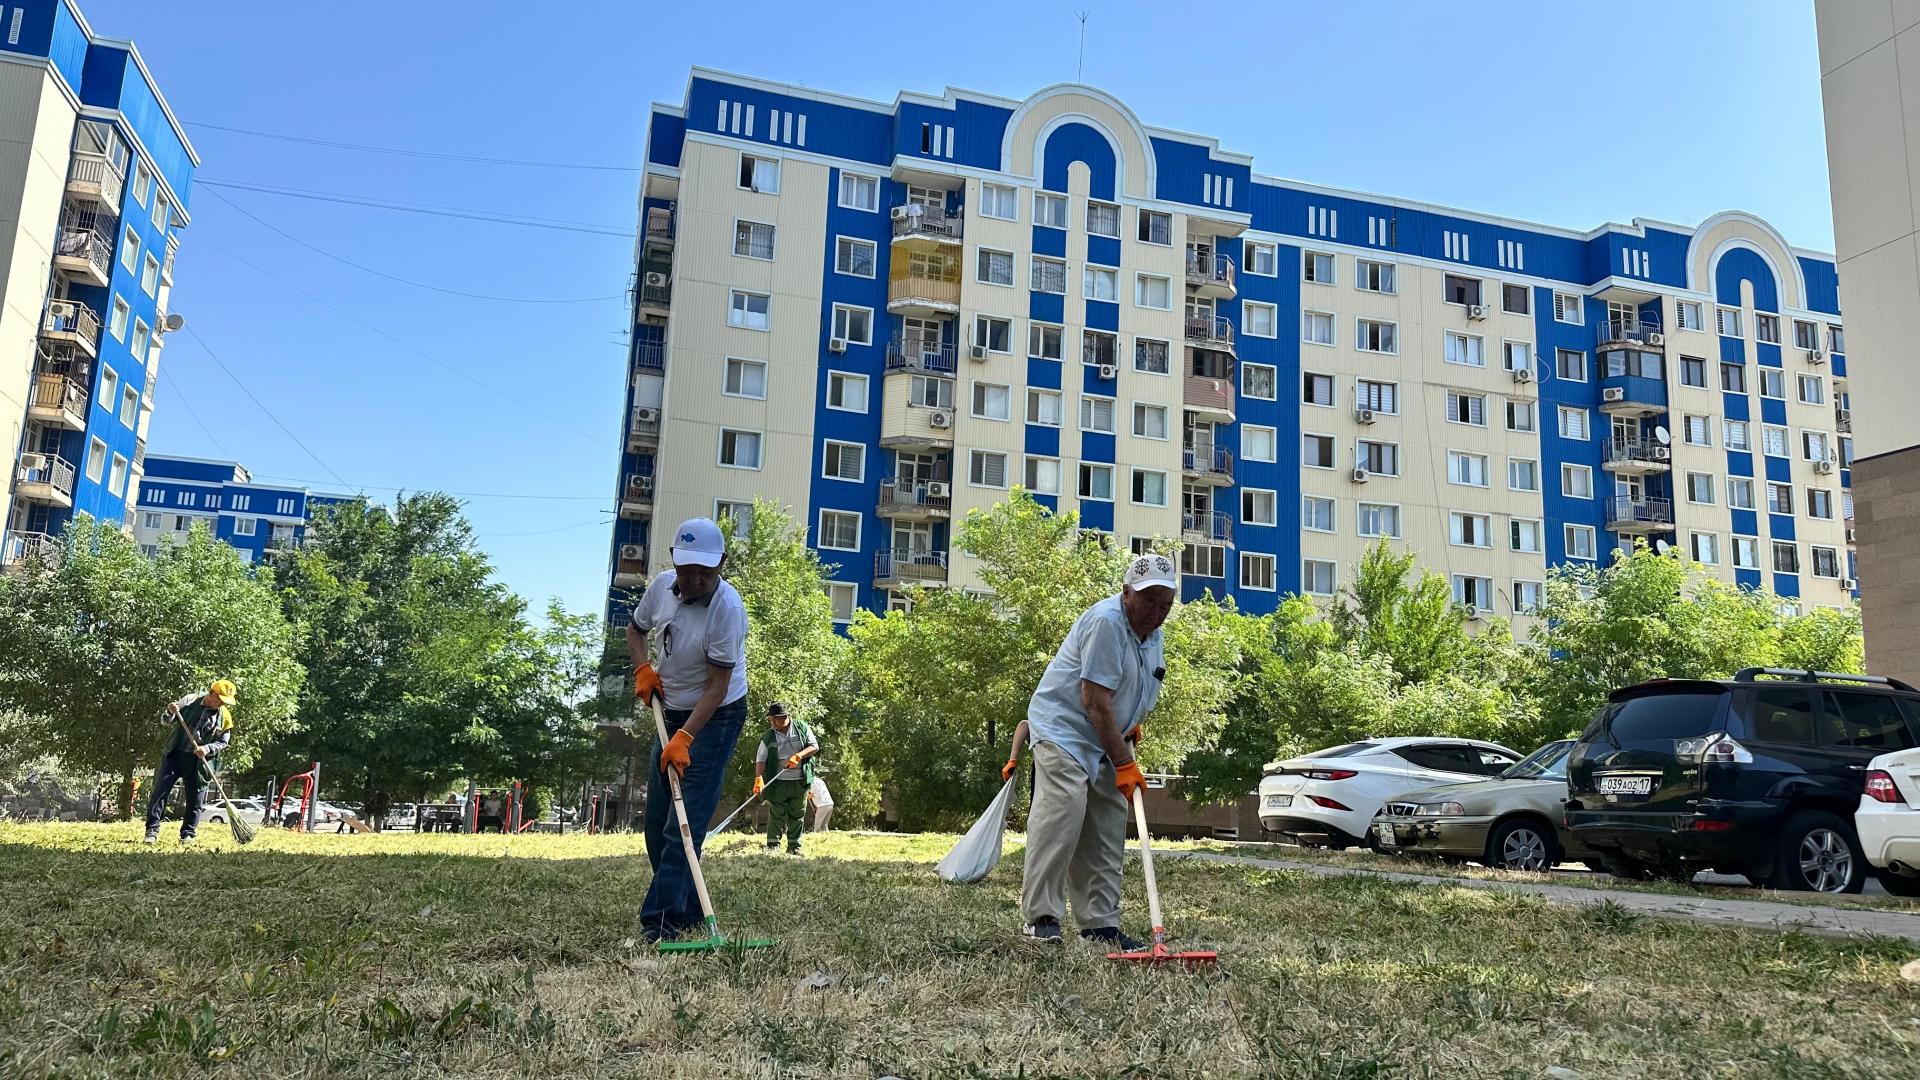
[1774,811,1865,894]
[1486,819,1556,873]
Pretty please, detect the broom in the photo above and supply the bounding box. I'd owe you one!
[174,712,256,844]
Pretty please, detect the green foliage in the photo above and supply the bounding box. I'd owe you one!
[0,518,303,817]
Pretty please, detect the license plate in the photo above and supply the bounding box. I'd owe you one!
[1265,794,1292,809]
[1373,822,1398,846]
[1597,775,1654,796]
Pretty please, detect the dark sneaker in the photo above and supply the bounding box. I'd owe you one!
[1081,926,1146,951]
[764,844,779,854]
[787,848,803,858]
[1023,916,1063,944]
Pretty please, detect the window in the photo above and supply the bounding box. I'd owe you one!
[1732,536,1760,569]
[106,453,127,497]
[724,357,767,398]
[1728,477,1755,510]
[979,183,1017,220]
[1445,391,1487,426]
[1026,388,1062,426]
[1137,209,1171,245]
[738,153,779,193]
[1243,425,1276,463]
[1759,368,1785,400]
[1357,440,1399,476]
[1811,546,1840,578]
[131,161,151,206]
[1079,395,1115,433]
[1303,372,1336,408]
[969,450,1008,487]
[977,248,1015,286]
[1303,433,1335,469]
[1677,301,1704,331]
[141,512,161,529]
[120,226,140,272]
[1083,266,1119,301]
[1716,306,1742,337]
[1444,332,1485,367]
[818,510,861,551]
[1450,512,1491,548]
[1720,362,1746,393]
[1183,545,1225,578]
[1773,542,1800,574]
[1684,415,1712,446]
[1508,458,1539,492]
[234,517,257,537]
[1033,191,1067,229]
[1086,200,1120,237]
[831,305,873,345]
[1793,319,1820,350]
[1691,532,1720,565]
[1358,502,1401,538]
[1444,274,1482,306]
[838,172,879,211]
[1243,363,1278,400]
[1134,338,1170,374]
[1514,580,1545,614]
[1762,425,1789,457]
[130,319,149,364]
[1024,456,1061,495]
[1556,349,1587,381]
[728,290,770,330]
[1029,322,1063,360]
[1687,472,1716,504]
[174,489,192,507]
[1449,451,1489,487]
[1304,251,1335,284]
[1240,553,1278,591]
[1553,292,1583,324]
[1301,559,1335,596]
[1082,330,1117,367]
[141,254,160,296]
[1802,430,1830,462]
[834,236,876,277]
[970,381,1010,421]
[1131,468,1167,506]
[1135,273,1172,310]
[1244,301,1277,338]
[733,220,776,259]
[973,316,1011,353]
[100,367,118,406]
[826,582,857,624]
[1454,576,1495,612]
[1503,341,1532,373]
[1244,241,1277,276]
[1506,399,1536,433]
[719,428,763,469]
[109,297,129,341]
[1767,482,1794,515]
[231,495,250,512]
[823,441,865,482]
[1357,319,1397,353]
[1240,489,1277,526]
[1303,496,1335,532]
[1680,356,1707,387]
[152,195,169,232]
[1356,259,1396,294]
[1031,256,1067,294]
[1502,283,1530,314]
[1358,379,1398,414]
[1725,420,1751,451]
[827,372,869,413]
[1562,464,1594,499]
[1303,311,1335,346]
[1830,325,1847,353]
[1842,437,1855,466]
[1078,463,1114,500]
[1809,489,1834,519]
[120,385,137,426]
[1565,525,1597,560]
[1510,518,1543,554]
[1558,406,1590,441]
[1132,402,1169,439]
[1797,374,1825,405]
[1756,313,1781,344]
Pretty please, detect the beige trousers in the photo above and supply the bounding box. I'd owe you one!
[1021,739,1126,929]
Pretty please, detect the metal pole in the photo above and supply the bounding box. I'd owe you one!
[305,761,319,832]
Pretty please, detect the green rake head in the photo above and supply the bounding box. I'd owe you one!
[657,917,774,954]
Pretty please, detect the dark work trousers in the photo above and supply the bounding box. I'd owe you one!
[640,696,748,940]
[145,750,208,839]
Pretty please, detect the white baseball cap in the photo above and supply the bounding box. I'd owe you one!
[669,517,727,568]
[1124,553,1178,594]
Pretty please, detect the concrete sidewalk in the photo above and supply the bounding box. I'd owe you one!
[1154,848,1920,943]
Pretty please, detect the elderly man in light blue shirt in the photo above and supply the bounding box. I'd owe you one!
[1019,553,1175,948]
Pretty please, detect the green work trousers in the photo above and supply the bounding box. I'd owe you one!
[764,778,807,852]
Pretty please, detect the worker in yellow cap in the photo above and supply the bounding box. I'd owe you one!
[143,679,237,845]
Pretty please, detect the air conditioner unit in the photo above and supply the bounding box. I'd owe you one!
[969,345,988,361]
[626,476,651,496]
[635,407,659,424]
[1356,408,1376,425]
[1807,349,1825,364]
[1847,528,1858,544]
[643,272,669,288]
[1816,459,1836,474]
[1511,368,1535,384]
[926,481,950,498]
[929,409,953,429]
[619,544,644,562]
[828,337,848,354]
[1351,467,1370,483]
[1842,578,1858,591]
[890,206,910,221]
[19,453,46,471]
[1467,304,1488,320]
[1602,387,1626,403]
[1645,332,1665,347]
[1097,364,1118,380]
[1652,445,1671,461]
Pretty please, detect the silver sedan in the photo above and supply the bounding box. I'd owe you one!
[1370,740,1594,872]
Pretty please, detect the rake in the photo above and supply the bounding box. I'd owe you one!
[648,697,772,954]
[175,714,256,845]
[1107,786,1215,966]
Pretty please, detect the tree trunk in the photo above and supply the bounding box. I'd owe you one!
[117,761,136,821]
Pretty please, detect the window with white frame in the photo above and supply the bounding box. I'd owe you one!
[738,153,779,193]
[1811,546,1840,578]
[106,454,127,496]
[1797,374,1825,405]
[1732,536,1760,570]
[1444,332,1485,367]
[1029,322,1064,360]
[1357,439,1399,476]
[823,441,865,482]
[979,183,1017,220]
[1184,545,1225,578]
[723,357,767,399]
[1356,259,1396,294]
[1556,349,1586,381]
[1721,362,1746,393]
[1448,450,1489,487]
[120,385,137,427]
[1244,553,1279,591]
[1691,532,1720,565]
[1553,292,1583,324]
[1243,425,1277,463]
[1357,319,1397,353]
[1026,388,1062,426]
[1502,283,1531,315]
[1358,379,1397,414]
[109,297,129,341]
[120,226,140,272]
[1446,391,1487,426]
[234,517,257,537]
[1131,468,1167,506]
[827,371,868,413]
[1506,399,1536,432]
[1831,325,1847,352]
[1450,512,1491,548]
[1508,458,1539,492]
[1756,313,1781,344]
[1084,266,1119,302]
[1079,462,1114,500]
[1728,477,1755,510]
[733,220,776,259]
[1301,559,1336,596]
[1241,489,1277,526]
[1024,456,1061,495]
[1686,472,1715,504]
[1304,251,1335,284]
[1676,301,1704,331]
[1767,482,1793,515]
[1445,274,1483,306]
[1773,542,1800,574]
[1809,488,1834,519]
[1558,406,1590,440]
[1303,433,1335,469]
[1079,395,1115,433]
[818,510,861,551]
[1083,199,1120,237]
[1303,372,1336,408]
[1684,414,1712,446]
[1716,306,1742,337]
[1358,502,1401,538]
[1031,256,1067,295]
[977,248,1015,286]
[1453,575,1495,612]
[1802,430,1830,462]
[1033,191,1068,229]
[1565,524,1597,560]
[1083,329,1117,369]
[1503,341,1532,373]
[1303,310,1335,346]
[1132,402,1169,440]
[974,315,1011,353]
[1762,425,1789,457]
[1303,495,1335,532]
[141,254,160,296]
[1243,363,1278,400]
[1135,273,1172,310]
[826,582,857,624]
[1510,518,1542,554]
[1514,580,1544,614]
[1244,301,1277,338]
[1793,319,1820,350]
[140,511,161,529]
[834,236,876,277]
[1759,368,1785,400]
[1679,356,1707,387]
[969,450,1008,487]
[1137,209,1171,245]
[838,172,879,211]
[1244,241,1277,277]
[1134,337,1170,374]
[728,290,770,330]
[719,428,763,469]
[832,305,873,345]
[1725,420,1751,451]
[1562,464,1594,499]
[970,381,1011,421]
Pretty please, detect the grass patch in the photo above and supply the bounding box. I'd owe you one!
[2,823,1917,1078]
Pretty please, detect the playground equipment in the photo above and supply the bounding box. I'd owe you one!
[273,763,319,831]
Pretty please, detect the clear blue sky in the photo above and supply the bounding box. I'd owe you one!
[82,0,1834,623]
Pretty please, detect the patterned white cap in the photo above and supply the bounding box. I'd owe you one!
[1123,553,1178,593]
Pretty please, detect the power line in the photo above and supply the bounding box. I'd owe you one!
[154,365,232,459]
[177,324,351,487]
[202,187,624,305]
[196,179,633,238]
[184,121,640,172]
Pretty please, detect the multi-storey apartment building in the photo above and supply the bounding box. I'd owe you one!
[606,70,1859,629]
[133,455,348,563]
[0,0,194,568]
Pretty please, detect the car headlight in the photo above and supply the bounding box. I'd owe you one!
[1417,802,1467,816]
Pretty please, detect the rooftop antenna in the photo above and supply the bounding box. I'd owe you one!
[1076,9,1090,83]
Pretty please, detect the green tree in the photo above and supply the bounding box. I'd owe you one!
[0,518,303,818]
[1777,604,1865,674]
[1329,541,1487,684]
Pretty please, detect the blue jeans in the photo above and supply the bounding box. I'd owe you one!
[145,750,207,839]
[641,696,748,938]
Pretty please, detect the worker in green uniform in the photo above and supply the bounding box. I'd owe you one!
[752,702,818,856]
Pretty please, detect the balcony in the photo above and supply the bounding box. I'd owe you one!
[638,275,672,314]
[1605,496,1675,534]
[884,337,957,376]
[1185,251,1236,298]
[16,453,76,508]
[890,206,962,246]
[54,227,113,286]
[613,544,648,588]
[1185,314,1235,354]
[643,206,674,254]
[265,529,302,553]
[1,531,60,571]
[161,234,177,286]
[1596,319,1665,351]
[41,300,101,357]
[874,548,948,588]
[1182,442,1234,486]
[1601,437,1671,474]
[626,405,661,451]
[634,340,665,374]
[619,474,655,519]
[28,374,87,431]
[887,269,962,315]
[1837,409,1853,434]
[67,151,125,208]
[1182,510,1233,545]
[1598,376,1668,418]
[1183,372,1236,424]
[876,479,952,521]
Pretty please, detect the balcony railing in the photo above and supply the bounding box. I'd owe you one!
[634,340,665,372]
[888,272,962,310]
[1597,319,1664,349]
[875,547,948,583]
[877,479,952,517]
[42,300,101,353]
[1182,510,1233,544]
[1185,252,1235,291]
[1,531,60,570]
[1183,373,1236,417]
[628,407,661,444]
[891,207,962,242]
[1185,315,1234,350]
[638,281,672,308]
[55,227,113,280]
[623,474,655,504]
[67,151,125,207]
[30,373,86,419]
[1602,437,1669,468]
[1605,496,1674,530]
[1836,409,1853,434]
[161,234,178,285]
[645,206,674,243]
[17,453,76,502]
[885,337,957,375]
[1182,442,1234,479]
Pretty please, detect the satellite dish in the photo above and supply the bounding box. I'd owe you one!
[163,313,185,333]
[1655,539,1672,555]
[1653,425,1671,445]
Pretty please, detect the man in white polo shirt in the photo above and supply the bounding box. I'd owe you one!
[626,517,751,943]
[1019,553,1176,949]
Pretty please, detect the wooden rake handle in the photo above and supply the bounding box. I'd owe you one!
[650,697,719,928]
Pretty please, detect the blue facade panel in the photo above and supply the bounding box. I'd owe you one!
[647,109,685,169]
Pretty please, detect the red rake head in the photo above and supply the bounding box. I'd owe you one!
[1106,943,1218,965]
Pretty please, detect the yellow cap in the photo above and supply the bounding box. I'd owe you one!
[210,679,237,707]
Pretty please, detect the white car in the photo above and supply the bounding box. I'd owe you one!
[202,797,268,826]
[1258,737,1524,849]
[1857,748,1920,897]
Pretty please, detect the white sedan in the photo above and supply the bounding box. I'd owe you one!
[1857,748,1920,897]
[1257,737,1524,849]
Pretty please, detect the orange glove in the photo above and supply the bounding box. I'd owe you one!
[1114,761,1147,802]
[785,754,803,769]
[659,729,693,776]
[752,776,764,795]
[1001,758,1019,782]
[633,664,662,704]
[1126,724,1143,747]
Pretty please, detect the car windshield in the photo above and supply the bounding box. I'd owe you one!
[1303,741,1380,760]
[1499,740,1572,780]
